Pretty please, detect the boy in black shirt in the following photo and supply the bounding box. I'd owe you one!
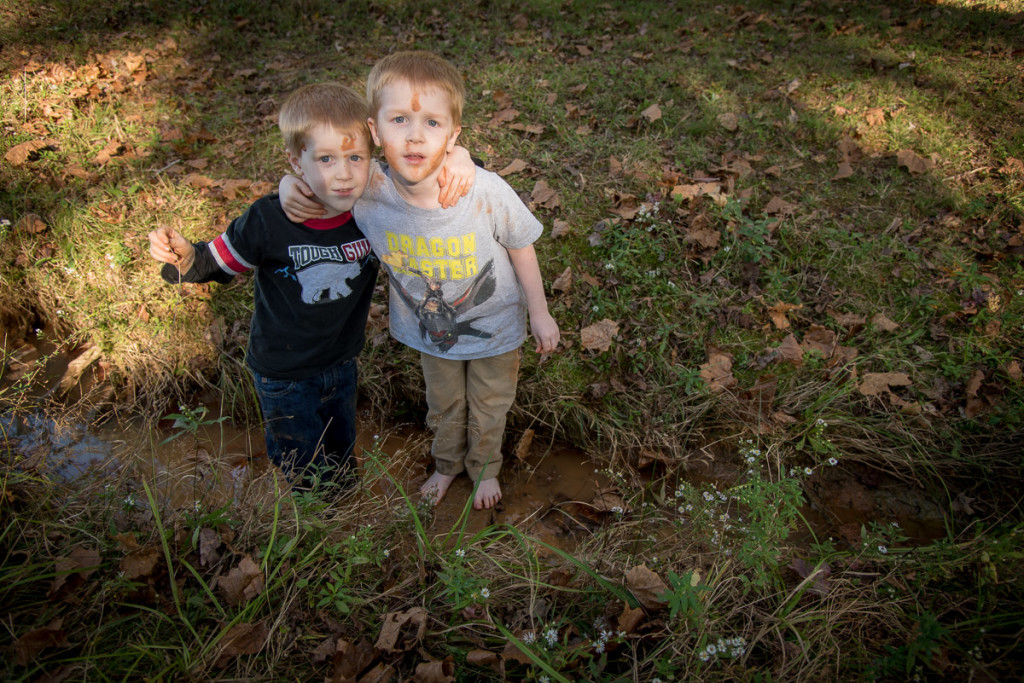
[148,82,470,490]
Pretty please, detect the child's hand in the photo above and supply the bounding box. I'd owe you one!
[148,226,195,273]
[437,146,475,209]
[280,174,325,222]
[530,312,560,355]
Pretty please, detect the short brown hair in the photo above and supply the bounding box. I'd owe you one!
[278,83,371,155]
[366,51,465,128]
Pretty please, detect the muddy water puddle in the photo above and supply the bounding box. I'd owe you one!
[0,402,615,551]
[2,329,955,552]
[2,401,952,557]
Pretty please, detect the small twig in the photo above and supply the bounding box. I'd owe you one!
[153,159,181,174]
[943,166,993,182]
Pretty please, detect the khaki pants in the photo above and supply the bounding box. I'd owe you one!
[420,348,520,482]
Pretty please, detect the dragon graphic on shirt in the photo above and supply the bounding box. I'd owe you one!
[388,258,496,353]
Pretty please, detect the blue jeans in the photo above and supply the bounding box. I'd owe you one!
[252,358,358,490]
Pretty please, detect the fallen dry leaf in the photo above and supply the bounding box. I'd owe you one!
[833,161,855,180]
[312,637,336,664]
[551,266,572,293]
[376,607,427,653]
[789,558,832,595]
[412,656,455,683]
[624,565,669,611]
[685,227,721,249]
[182,173,216,188]
[590,487,630,513]
[772,411,798,424]
[514,428,534,461]
[830,310,866,328]
[93,138,125,165]
[637,449,672,469]
[497,158,528,176]
[897,149,933,175]
[580,319,619,352]
[838,136,862,164]
[609,193,640,220]
[512,122,546,136]
[13,619,69,667]
[865,107,885,126]
[1006,360,1022,382]
[502,636,534,666]
[356,663,395,683]
[530,180,560,209]
[871,312,900,332]
[550,219,571,238]
[617,602,645,634]
[50,546,101,597]
[199,528,221,567]
[764,196,796,215]
[641,103,662,122]
[859,372,912,397]
[5,139,58,166]
[17,213,48,235]
[466,649,500,667]
[966,369,984,400]
[802,325,836,360]
[330,638,377,683]
[113,532,141,552]
[717,112,739,131]
[251,181,274,196]
[998,156,1023,176]
[671,182,721,202]
[488,107,520,126]
[778,334,804,365]
[220,179,251,200]
[767,301,803,330]
[120,545,161,580]
[700,348,736,391]
[219,620,268,658]
[218,554,264,606]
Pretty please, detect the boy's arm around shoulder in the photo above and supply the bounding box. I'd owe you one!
[506,243,560,354]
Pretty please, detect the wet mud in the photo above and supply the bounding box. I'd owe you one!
[2,329,953,553]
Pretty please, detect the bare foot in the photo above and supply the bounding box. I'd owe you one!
[420,471,456,505]
[474,478,502,510]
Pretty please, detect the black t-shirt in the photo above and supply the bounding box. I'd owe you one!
[162,194,379,379]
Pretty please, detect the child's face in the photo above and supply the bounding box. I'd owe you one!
[286,124,371,218]
[368,78,461,189]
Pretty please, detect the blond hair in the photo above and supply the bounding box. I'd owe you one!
[366,51,465,128]
[278,83,371,155]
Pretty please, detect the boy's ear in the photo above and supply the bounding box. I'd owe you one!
[286,147,304,176]
[446,126,462,153]
[367,117,382,147]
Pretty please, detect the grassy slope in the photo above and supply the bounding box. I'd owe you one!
[2,0,1024,679]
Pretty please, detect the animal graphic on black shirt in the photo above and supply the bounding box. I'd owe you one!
[295,261,362,303]
[389,258,496,352]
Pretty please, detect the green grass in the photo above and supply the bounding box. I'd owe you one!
[3,0,1024,679]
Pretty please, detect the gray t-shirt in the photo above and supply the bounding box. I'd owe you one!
[355,165,543,360]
